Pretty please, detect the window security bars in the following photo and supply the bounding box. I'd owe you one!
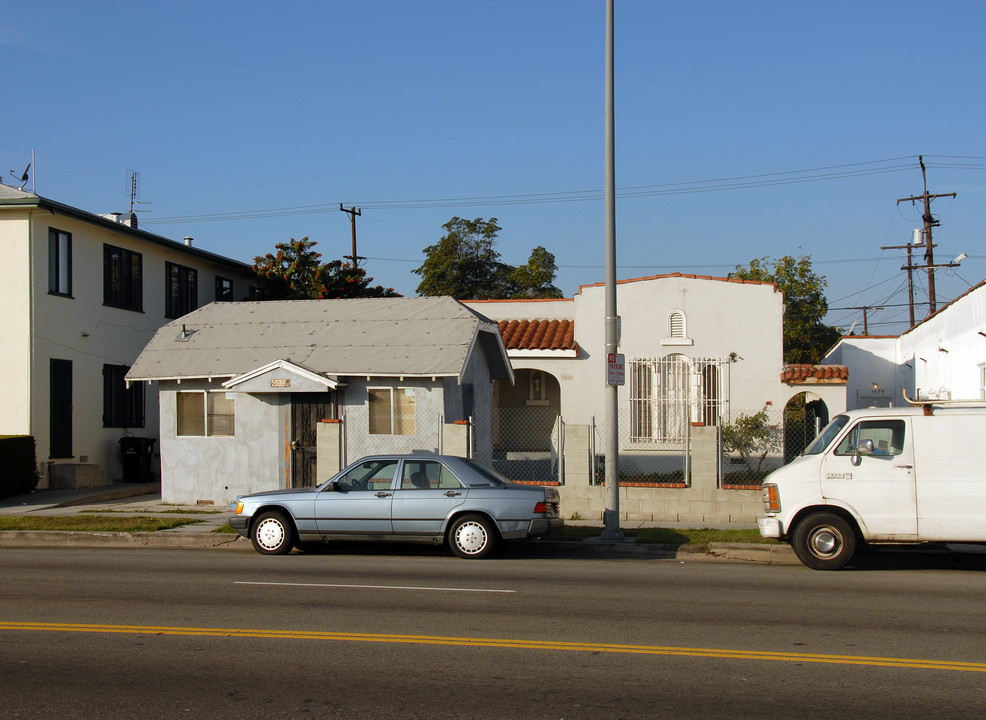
[628,356,729,444]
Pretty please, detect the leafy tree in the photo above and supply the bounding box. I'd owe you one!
[729,254,841,364]
[414,217,563,300]
[414,217,509,299]
[510,246,564,299]
[252,237,325,299]
[721,402,782,479]
[320,259,399,299]
[253,237,400,300]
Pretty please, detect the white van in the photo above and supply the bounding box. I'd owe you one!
[758,402,986,569]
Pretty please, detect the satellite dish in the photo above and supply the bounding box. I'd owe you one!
[10,163,30,190]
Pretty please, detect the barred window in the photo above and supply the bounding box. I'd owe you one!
[629,356,727,443]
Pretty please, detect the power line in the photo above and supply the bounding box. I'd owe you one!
[140,155,981,226]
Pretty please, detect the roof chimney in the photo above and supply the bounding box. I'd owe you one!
[184,237,193,246]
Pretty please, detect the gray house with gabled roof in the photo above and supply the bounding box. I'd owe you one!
[127,297,513,505]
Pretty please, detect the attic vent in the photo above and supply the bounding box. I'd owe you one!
[668,311,686,338]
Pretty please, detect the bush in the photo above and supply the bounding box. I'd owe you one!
[0,436,40,499]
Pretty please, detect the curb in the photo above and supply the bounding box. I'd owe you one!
[0,529,795,562]
[0,530,245,549]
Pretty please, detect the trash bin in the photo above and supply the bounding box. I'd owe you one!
[119,436,156,482]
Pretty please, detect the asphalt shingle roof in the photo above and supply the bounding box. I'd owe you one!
[127,296,510,382]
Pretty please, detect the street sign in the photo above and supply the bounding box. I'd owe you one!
[607,352,625,386]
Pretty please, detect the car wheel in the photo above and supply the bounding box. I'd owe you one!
[792,512,856,570]
[449,514,498,559]
[251,511,295,555]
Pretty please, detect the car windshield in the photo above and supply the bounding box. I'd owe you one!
[461,459,509,487]
[803,415,850,455]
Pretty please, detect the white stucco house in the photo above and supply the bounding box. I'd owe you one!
[824,279,986,408]
[126,297,513,505]
[467,273,848,492]
[0,182,256,488]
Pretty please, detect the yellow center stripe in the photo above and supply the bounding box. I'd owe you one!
[2,621,983,673]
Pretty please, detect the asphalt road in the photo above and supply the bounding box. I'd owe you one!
[2,546,985,719]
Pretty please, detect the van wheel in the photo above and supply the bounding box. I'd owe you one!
[449,514,498,559]
[792,513,856,570]
[251,511,295,555]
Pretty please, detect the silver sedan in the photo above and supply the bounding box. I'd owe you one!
[230,453,563,559]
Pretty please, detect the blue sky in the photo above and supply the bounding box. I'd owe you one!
[4,0,985,335]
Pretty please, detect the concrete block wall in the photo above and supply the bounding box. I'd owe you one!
[557,425,762,524]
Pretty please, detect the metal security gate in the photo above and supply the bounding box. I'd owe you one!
[291,394,336,488]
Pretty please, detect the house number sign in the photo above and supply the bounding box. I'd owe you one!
[270,378,291,388]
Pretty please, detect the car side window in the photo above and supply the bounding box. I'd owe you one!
[336,460,398,491]
[834,420,905,457]
[400,460,463,490]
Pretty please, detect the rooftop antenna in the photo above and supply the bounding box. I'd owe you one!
[126,170,153,228]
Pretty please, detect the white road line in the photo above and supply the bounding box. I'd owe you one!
[235,581,515,593]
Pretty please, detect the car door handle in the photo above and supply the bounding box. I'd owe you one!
[895,464,913,469]
[375,492,392,498]
[444,491,461,497]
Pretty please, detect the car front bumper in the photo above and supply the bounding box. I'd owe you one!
[229,515,250,538]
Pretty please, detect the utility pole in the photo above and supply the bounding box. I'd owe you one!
[896,156,955,316]
[845,306,884,335]
[339,204,364,268]
[881,232,919,327]
[601,0,623,542]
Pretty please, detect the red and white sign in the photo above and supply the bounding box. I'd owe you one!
[607,352,625,386]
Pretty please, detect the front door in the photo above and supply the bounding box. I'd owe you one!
[315,458,397,535]
[819,417,917,538]
[291,394,335,488]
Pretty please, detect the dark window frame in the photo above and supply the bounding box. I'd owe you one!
[102,364,145,429]
[103,244,143,312]
[166,262,199,318]
[48,228,72,297]
[215,276,233,302]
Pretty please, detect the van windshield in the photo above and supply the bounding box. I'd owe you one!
[804,415,850,455]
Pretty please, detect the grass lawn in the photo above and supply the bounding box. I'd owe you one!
[0,516,201,533]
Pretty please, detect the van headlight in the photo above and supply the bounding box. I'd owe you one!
[762,483,781,513]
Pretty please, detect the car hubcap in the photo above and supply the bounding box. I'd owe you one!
[257,518,285,551]
[810,527,840,558]
[455,521,487,555]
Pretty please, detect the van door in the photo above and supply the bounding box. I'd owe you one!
[819,418,917,539]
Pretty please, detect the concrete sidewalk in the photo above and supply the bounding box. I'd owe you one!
[0,484,796,562]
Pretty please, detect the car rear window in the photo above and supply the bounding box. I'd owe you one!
[462,459,508,487]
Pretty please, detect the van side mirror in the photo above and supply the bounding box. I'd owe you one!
[851,439,875,466]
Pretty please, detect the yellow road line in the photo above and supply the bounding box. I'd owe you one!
[2,621,983,673]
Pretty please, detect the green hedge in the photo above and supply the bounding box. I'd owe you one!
[0,436,40,499]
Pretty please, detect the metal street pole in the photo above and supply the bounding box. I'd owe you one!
[601,0,623,542]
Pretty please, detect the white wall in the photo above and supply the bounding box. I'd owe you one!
[470,275,792,423]
[823,336,902,408]
[0,212,32,434]
[898,284,986,401]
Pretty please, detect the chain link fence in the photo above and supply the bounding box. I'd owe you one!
[491,406,562,484]
[341,406,446,465]
[591,408,689,485]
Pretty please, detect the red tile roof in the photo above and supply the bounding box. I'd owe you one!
[781,364,849,384]
[498,319,577,352]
